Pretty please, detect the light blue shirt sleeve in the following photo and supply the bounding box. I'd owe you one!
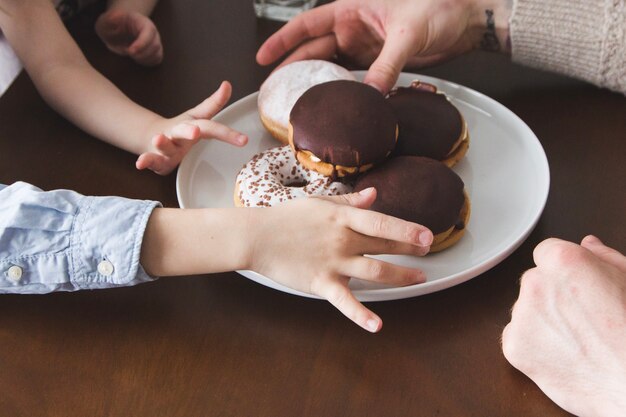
[0,182,161,294]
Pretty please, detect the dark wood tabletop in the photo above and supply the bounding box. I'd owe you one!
[1,1,625,416]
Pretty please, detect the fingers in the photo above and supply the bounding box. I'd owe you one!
[96,10,163,65]
[312,278,382,333]
[128,25,163,66]
[581,235,626,271]
[317,187,377,209]
[180,82,246,146]
[364,28,419,94]
[136,152,173,175]
[338,257,426,286]
[279,34,338,66]
[344,206,433,248]
[256,4,336,65]
[320,188,433,248]
[170,123,200,141]
[187,81,232,119]
[361,237,430,257]
[532,237,569,267]
[95,9,127,39]
[187,119,248,146]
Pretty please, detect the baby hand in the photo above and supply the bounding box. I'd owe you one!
[136,81,248,175]
[95,8,163,66]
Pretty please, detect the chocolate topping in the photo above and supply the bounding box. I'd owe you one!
[387,87,463,160]
[290,80,397,167]
[353,156,465,234]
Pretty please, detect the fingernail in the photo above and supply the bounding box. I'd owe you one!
[366,319,380,332]
[358,187,375,196]
[237,135,247,145]
[419,231,433,246]
[584,234,601,244]
[364,80,386,94]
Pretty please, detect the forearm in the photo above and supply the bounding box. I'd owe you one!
[0,0,161,154]
[106,0,159,15]
[39,58,161,155]
[140,208,254,277]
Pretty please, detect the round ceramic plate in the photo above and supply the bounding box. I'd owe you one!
[176,72,550,302]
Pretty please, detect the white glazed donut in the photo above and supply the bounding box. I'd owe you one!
[258,60,356,144]
[234,145,353,207]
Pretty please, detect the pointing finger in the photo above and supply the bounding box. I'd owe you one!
[364,28,419,94]
[256,3,336,65]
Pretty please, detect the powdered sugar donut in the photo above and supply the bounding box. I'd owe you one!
[258,60,356,144]
[234,145,352,207]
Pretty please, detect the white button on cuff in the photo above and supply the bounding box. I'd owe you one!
[7,265,23,283]
[97,260,114,276]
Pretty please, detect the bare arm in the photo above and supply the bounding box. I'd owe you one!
[0,0,160,154]
[0,0,246,173]
[140,190,434,333]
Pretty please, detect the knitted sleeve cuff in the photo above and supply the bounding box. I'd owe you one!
[511,0,626,94]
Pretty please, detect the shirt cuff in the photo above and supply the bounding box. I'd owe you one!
[69,195,161,290]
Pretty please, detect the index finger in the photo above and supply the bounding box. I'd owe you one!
[364,28,419,93]
[343,206,433,248]
[256,3,336,65]
[313,278,383,333]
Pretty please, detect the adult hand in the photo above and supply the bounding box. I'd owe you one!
[249,187,433,332]
[136,81,248,175]
[95,8,163,66]
[257,0,494,93]
[502,236,626,417]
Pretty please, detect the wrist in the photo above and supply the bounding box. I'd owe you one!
[468,0,512,53]
[238,207,258,271]
[140,207,255,276]
[141,114,169,153]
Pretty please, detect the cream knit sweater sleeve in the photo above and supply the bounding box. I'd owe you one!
[510,0,626,94]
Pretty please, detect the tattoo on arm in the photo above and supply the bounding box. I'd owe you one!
[480,9,500,52]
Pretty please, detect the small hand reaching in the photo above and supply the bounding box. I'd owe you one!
[249,187,433,332]
[136,81,248,175]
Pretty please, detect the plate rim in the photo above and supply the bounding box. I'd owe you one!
[176,72,550,302]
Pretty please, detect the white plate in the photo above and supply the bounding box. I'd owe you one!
[177,72,550,302]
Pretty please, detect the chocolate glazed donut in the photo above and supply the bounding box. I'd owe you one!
[289,80,398,178]
[387,81,469,167]
[354,156,471,253]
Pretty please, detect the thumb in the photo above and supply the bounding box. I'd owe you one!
[187,81,232,120]
[364,29,418,94]
[318,187,377,209]
[581,235,626,272]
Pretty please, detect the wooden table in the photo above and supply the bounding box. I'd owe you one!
[1,1,624,416]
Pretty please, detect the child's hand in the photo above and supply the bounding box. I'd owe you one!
[249,188,433,332]
[136,81,248,175]
[95,8,163,66]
